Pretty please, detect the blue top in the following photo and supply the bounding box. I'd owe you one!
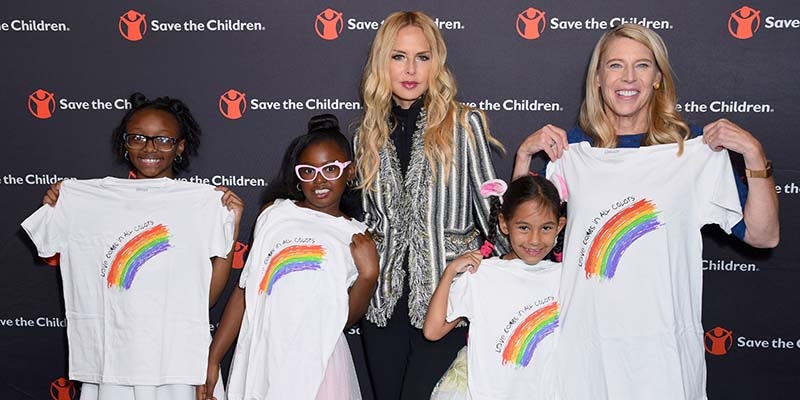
[564,125,747,240]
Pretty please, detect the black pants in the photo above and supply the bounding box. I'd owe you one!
[360,285,467,400]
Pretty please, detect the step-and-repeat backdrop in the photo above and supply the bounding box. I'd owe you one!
[1,1,797,399]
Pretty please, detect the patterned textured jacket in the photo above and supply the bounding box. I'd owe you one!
[356,108,504,328]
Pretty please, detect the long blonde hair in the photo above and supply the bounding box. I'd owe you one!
[579,23,689,154]
[357,11,502,190]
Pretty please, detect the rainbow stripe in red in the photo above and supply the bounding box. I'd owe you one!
[585,199,662,280]
[259,244,325,295]
[107,224,171,290]
[502,302,559,367]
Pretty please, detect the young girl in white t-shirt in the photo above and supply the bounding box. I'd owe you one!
[423,175,566,400]
[198,114,379,400]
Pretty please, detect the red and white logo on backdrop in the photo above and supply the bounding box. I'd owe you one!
[704,326,734,355]
[119,9,147,41]
[315,8,344,40]
[517,7,547,40]
[728,6,761,39]
[219,89,247,119]
[28,89,56,119]
[233,241,249,269]
[50,377,77,400]
[41,254,60,267]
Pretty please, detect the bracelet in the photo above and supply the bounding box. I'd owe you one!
[745,160,772,178]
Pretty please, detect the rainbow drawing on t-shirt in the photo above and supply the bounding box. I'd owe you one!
[107,224,171,290]
[502,301,559,367]
[259,244,326,295]
[585,199,662,280]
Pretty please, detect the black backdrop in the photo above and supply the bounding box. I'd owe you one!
[1,1,798,399]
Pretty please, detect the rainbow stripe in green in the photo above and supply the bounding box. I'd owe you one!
[107,224,171,290]
[502,302,559,367]
[585,199,662,280]
[259,244,326,295]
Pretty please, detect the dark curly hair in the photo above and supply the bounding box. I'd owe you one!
[112,92,201,174]
[262,114,362,219]
[485,175,566,262]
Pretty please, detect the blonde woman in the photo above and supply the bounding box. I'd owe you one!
[514,24,778,399]
[355,11,504,400]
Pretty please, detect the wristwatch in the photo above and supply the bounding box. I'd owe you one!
[745,160,772,178]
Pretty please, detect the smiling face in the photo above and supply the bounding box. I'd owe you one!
[499,199,565,265]
[295,139,354,218]
[389,25,432,109]
[596,36,662,134]
[124,108,185,179]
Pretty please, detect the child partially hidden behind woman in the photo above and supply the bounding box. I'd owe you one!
[423,175,566,400]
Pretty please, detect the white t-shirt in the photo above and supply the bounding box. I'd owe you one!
[227,199,365,400]
[21,177,234,385]
[545,138,743,400]
[447,257,561,400]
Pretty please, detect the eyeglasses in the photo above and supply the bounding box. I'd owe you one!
[123,133,180,152]
[295,160,352,182]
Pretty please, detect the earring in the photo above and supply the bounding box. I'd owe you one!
[654,81,661,90]
[296,183,302,191]
[124,151,129,160]
[174,154,184,164]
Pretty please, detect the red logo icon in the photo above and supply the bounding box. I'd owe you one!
[41,254,60,267]
[233,241,249,269]
[315,8,344,40]
[50,377,76,400]
[219,89,247,120]
[728,6,761,39]
[119,10,147,41]
[704,326,734,355]
[28,89,56,119]
[517,7,547,40]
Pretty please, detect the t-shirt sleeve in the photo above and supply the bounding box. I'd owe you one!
[207,191,235,259]
[446,272,474,323]
[21,204,65,258]
[703,149,744,233]
[545,157,569,202]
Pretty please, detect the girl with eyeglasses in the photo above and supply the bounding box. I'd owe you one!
[198,114,379,400]
[24,93,243,400]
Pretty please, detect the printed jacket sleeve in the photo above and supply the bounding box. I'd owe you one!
[464,110,508,253]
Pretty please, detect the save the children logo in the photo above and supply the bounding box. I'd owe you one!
[517,7,547,39]
[101,221,172,290]
[119,9,147,41]
[28,89,56,119]
[704,326,734,355]
[233,241,249,269]
[50,377,77,400]
[576,196,663,280]
[259,240,326,295]
[728,6,761,39]
[219,89,247,119]
[315,8,344,40]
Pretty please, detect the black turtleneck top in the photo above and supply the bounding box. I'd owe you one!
[390,99,423,174]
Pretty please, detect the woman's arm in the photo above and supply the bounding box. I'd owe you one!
[703,119,779,248]
[512,124,569,179]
